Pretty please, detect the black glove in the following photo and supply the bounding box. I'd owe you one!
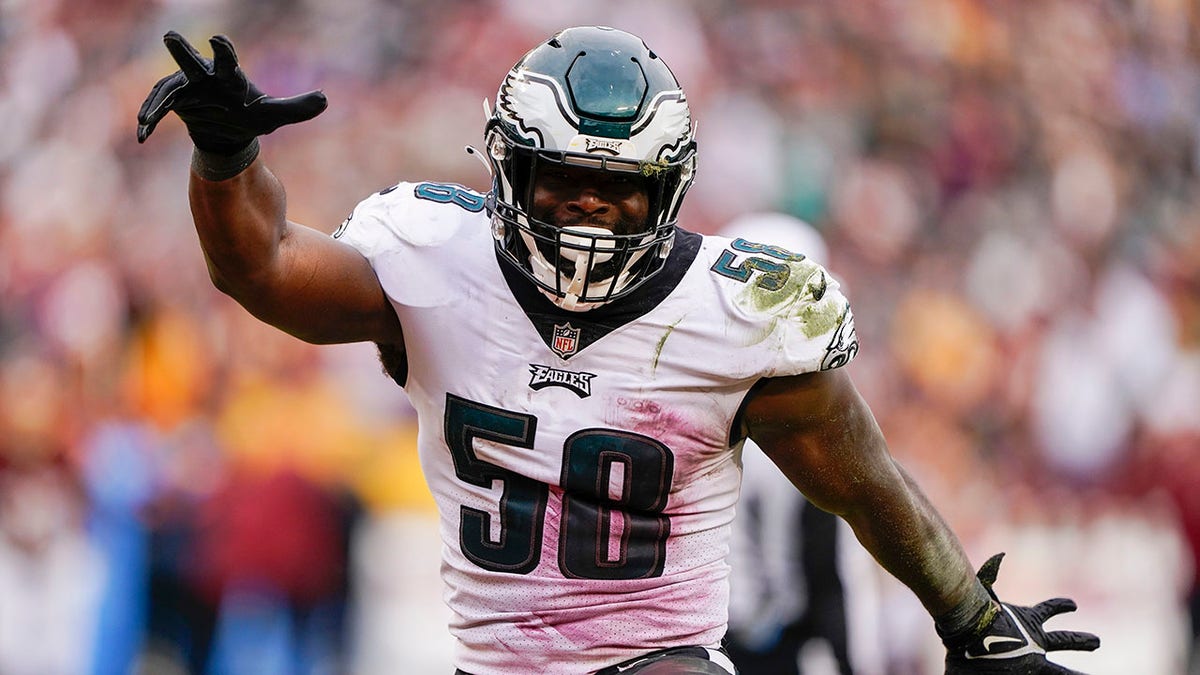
[136,31,327,155]
[942,553,1100,674]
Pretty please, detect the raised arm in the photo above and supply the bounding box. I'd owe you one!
[187,158,401,345]
[742,368,1100,673]
[137,32,402,346]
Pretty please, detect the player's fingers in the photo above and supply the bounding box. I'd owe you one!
[163,31,211,81]
[1032,597,1078,622]
[258,91,328,128]
[209,35,240,80]
[137,71,187,142]
[1043,630,1101,653]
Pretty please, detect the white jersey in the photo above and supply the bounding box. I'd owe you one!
[334,181,859,674]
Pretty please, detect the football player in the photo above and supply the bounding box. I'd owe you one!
[137,26,1100,675]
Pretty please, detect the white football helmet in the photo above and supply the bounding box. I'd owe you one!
[485,26,697,311]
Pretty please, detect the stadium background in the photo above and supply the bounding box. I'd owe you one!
[1,0,1197,673]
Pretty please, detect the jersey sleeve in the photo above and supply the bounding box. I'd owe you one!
[331,188,393,259]
[709,236,859,378]
[333,183,459,257]
[331,182,488,308]
[769,263,859,376]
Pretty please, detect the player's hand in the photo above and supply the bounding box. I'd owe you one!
[136,32,327,154]
[943,553,1100,674]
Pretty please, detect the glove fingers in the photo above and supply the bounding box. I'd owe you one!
[137,71,182,121]
[163,31,211,81]
[209,35,240,80]
[1032,597,1078,622]
[1043,630,1101,653]
[257,91,328,129]
[136,71,188,142]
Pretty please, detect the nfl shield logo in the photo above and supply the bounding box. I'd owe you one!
[551,323,581,358]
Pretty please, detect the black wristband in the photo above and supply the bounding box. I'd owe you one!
[191,138,260,181]
[935,578,999,648]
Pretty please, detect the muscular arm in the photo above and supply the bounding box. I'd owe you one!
[134,32,401,347]
[742,367,981,618]
[189,154,403,346]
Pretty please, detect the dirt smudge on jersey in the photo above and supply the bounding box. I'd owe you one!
[605,395,733,492]
[651,318,683,373]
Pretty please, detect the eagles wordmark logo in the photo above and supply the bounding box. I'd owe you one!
[585,137,623,154]
[529,365,596,398]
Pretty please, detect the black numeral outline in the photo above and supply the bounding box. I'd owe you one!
[444,394,674,579]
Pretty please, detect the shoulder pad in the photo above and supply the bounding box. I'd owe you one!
[333,181,488,257]
[706,236,858,374]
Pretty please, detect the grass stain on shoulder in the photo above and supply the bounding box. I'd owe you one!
[738,260,842,338]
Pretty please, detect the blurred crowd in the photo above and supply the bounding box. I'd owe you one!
[1,0,1198,673]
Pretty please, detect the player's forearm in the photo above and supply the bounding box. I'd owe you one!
[187,143,288,298]
[758,372,989,621]
[841,461,992,625]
